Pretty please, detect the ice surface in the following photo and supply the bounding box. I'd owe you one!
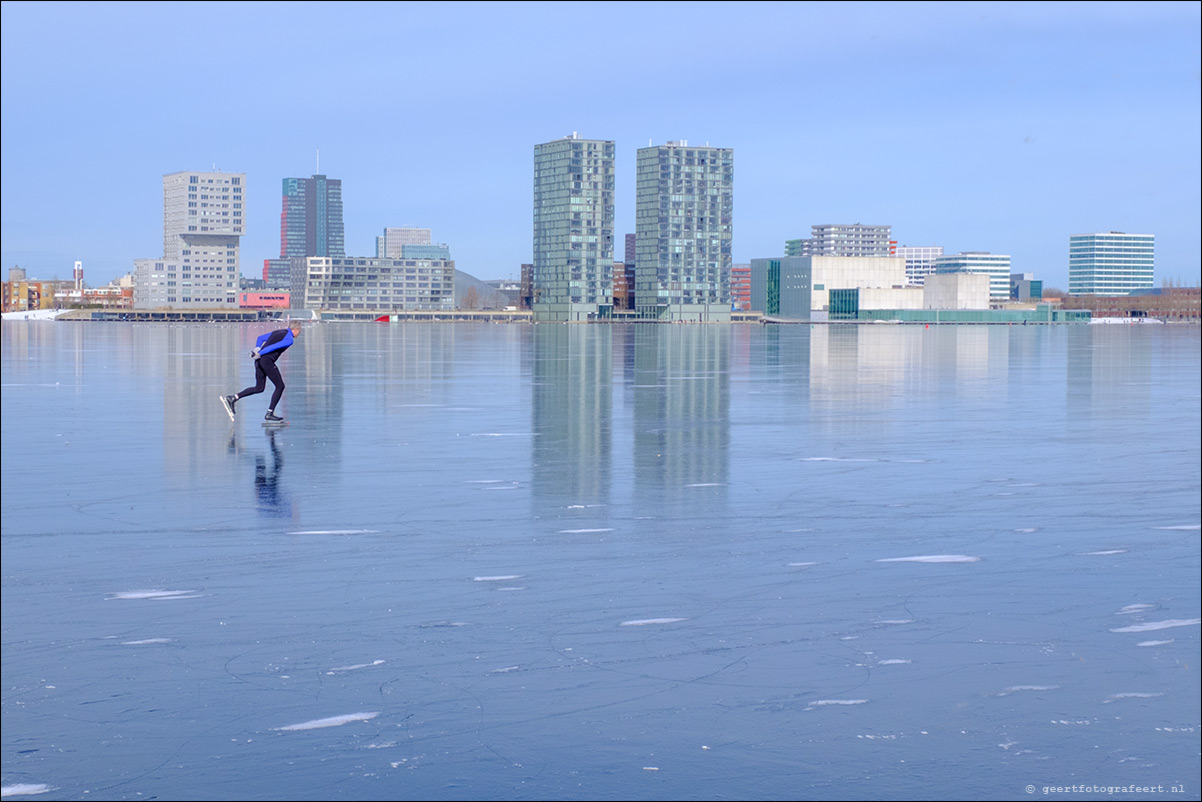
[3,322,1199,801]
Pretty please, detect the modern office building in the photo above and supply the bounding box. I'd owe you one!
[635,140,733,321]
[895,245,944,285]
[292,256,455,313]
[786,224,894,258]
[532,133,615,321]
[280,174,344,259]
[376,227,432,258]
[1010,272,1043,302]
[934,251,1011,300]
[134,170,245,308]
[750,257,811,319]
[1068,232,1154,296]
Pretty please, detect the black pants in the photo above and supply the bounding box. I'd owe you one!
[237,357,285,410]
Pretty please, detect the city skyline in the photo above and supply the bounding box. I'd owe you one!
[2,2,1199,291]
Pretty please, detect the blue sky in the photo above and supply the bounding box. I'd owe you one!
[2,1,1199,289]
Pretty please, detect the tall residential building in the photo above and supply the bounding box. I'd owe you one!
[895,245,944,285]
[625,233,636,265]
[1068,232,1154,296]
[786,224,894,258]
[376,227,433,258]
[635,140,734,321]
[532,133,615,321]
[134,170,245,308]
[934,251,1011,300]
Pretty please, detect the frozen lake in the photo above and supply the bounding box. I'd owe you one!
[2,321,1199,801]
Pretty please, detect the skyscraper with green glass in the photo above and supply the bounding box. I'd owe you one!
[635,141,733,321]
[532,134,615,321]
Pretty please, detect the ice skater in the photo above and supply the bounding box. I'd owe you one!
[221,321,302,423]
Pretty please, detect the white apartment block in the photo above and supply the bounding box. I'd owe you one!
[135,170,244,309]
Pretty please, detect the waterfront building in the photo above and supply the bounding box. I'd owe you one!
[895,245,944,285]
[934,251,1011,300]
[376,227,433,258]
[134,170,244,309]
[1068,232,1154,296]
[635,140,733,321]
[625,233,636,265]
[532,133,615,321]
[292,256,455,313]
[750,257,811,319]
[786,224,894,258]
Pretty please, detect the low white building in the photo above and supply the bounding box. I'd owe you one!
[811,255,907,311]
[923,272,991,309]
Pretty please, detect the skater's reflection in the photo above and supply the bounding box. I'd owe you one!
[255,426,293,517]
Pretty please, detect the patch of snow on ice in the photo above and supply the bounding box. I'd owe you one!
[1104,693,1164,703]
[620,618,687,626]
[1000,685,1060,696]
[108,590,200,600]
[1110,618,1200,633]
[1116,604,1156,615]
[876,555,980,564]
[276,712,379,731]
[326,660,385,673]
[1,784,54,797]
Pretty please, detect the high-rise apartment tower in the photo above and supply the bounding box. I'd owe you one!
[532,134,615,321]
[635,140,733,321]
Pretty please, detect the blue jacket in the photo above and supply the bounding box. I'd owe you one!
[255,328,294,360]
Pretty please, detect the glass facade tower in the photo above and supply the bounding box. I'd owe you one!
[280,175,345,259]
[635,141,733,321]
[1068,232,1154,295]
[532,134,615,322]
